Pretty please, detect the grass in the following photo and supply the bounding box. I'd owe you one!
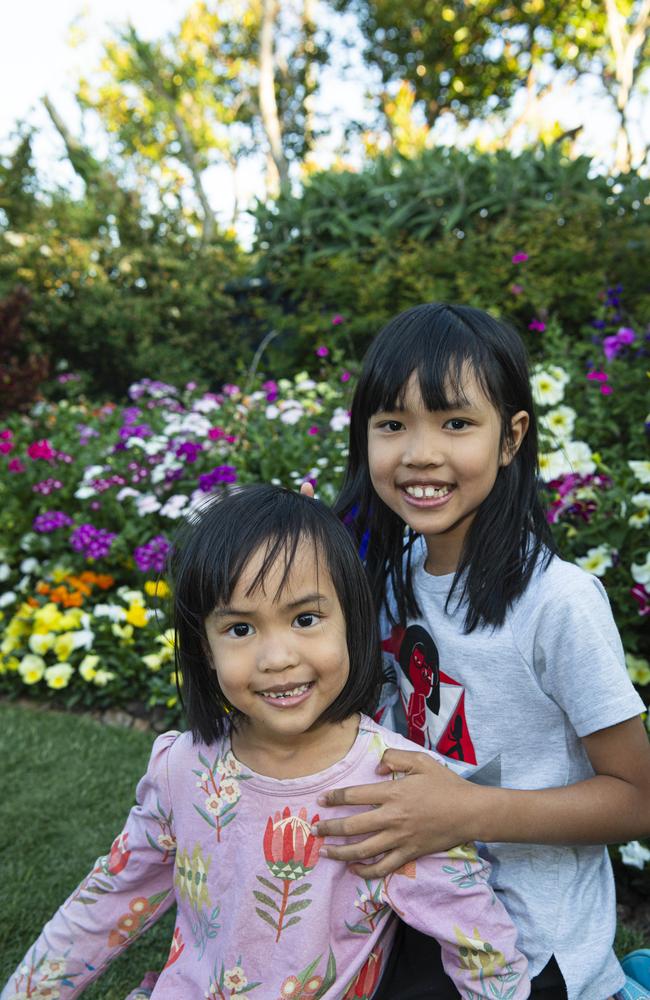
[0,703,175,999]
[0,703,647,997]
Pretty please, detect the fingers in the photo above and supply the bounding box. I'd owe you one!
[350,849,414,880]
[377,748,440,775]
[321,832,393,865]
[317,781,390,809]
[315,808,387,840]
[300,481,315,498]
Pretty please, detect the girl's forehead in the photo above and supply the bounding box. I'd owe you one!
[380,367,490,412]
[232,536,330,601]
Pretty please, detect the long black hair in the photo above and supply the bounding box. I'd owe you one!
[170,484,383,743]
[334,302,556,632]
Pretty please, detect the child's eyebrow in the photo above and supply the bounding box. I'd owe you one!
[211,593,330,618]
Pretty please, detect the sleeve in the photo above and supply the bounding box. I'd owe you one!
[381,843,530,999]
[514,563,645,737]
[1,732,179,1000]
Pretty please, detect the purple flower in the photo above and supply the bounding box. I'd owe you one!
[512,252,529,264]
[133,535,171,573]
[119,423,152,441]
[222,384,240,397]
[340,371,351,383]
[70,523,116,560]
[176,441,203,464]
[331,314,344,325]
[33,478,63,496]
[316,345,329,357]
[603,327,636,361]
[33,511,74,533]
[528,319,546,332]
[308,426,319,436]
[199,465,238,492]
[122,406,142,426]
[263,380,279,402]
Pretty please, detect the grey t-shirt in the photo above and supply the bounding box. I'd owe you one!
[379,545,645,999]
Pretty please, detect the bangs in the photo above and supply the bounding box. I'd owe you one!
[359,303,501,416]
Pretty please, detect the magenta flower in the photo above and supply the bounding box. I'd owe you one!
[316,345,329,357]
[601,384,613,395]
[510,284,524,295]
[631,584,650,616]
[340,371,351,383]
[33,478,63,495]
[528,319,546,332]
[331,314,344,326]
[262,379,279,402]
[8,458,24,473]
[308,426,319,436]
[512,252,529,264]
[27,439,55,461]
[603,327,636,361]
[587,370,608,383]
[222,383,240,397]
[208,426,225,440]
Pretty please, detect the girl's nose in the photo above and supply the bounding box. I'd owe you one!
[257,634,299,673]
[403,432,444,467]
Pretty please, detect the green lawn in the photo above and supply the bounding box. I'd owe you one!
[0,703,646,998]
[0,704,175,999]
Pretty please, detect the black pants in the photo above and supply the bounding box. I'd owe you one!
[373,924,568,999]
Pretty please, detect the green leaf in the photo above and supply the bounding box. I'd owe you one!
[255,906,278,930]
[193,804,216,829]
[252,890,280,911]
[256,875,284,895]
[289,881,311,896]
[284,898,312,916]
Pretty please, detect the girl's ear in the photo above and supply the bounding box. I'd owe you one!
[500,410,529,466]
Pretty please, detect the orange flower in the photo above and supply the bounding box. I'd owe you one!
[36,582,51,595]
[49,586,69,605]
[108,929,127,949]
[67,576,93,596]
[26,597,40,608]
[64,591,84,607]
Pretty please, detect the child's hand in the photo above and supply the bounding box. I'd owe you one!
[313,749,478,877]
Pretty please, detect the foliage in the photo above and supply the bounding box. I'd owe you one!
[251,147,650,368]
[0,286,49,419]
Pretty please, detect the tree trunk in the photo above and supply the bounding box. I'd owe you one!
[259,0,290,194]
[170,109,216,245]
[604,0,650,172]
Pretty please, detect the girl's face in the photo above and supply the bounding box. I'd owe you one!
[204,539,350,750]
[367,371,528,574]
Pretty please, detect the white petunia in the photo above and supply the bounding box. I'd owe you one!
[0,591,16,608]
[135,493,161,516]
[192,396,221,414]
[279,405,304,425]
[631,552,650,586]
[538,450,571,483]
[93,603,127,622]
[0,563,10,581]
[575,545,614,577]
[629,461,650,485]
[116,487,141,502]
[159,494,189,519]
[330,407,351,432]
[530,369,565,407]
[20,557,39,575]
[619,840,650,870]
[564,440,596,476]
[547,365,570,387]
[74,485,97,500]
[539,405,576,442]
[265,404,280,420]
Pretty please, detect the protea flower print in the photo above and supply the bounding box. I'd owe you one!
[342,948,383,999]
[255,806,324,942]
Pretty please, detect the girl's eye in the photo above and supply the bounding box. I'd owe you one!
[294,612,319,629]
[376,419,403,432]
[445,418,469,431]
[228,623,253,638]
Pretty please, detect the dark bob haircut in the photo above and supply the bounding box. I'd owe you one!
[335,302,556,632]
[170,484,383,744]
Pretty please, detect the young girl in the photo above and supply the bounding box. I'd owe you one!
[1,485,530,1000]
[306,302,650,1000]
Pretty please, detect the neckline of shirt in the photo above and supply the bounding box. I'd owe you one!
[225,715,377,794]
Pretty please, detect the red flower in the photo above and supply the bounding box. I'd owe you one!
[163,927,185,969]
[263,806,323,879]
[107,832,131,875]
[342,949,383,999]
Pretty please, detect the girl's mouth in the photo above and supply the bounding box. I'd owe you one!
[400,483,454,507]
[257,681,314,707]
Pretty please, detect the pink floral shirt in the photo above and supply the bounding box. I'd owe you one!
[1,716,529,1000]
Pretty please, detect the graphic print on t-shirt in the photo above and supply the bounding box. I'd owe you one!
[382,625,477,764]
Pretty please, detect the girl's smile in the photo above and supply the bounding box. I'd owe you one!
[368,372,528,575]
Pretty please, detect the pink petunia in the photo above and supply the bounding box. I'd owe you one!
[587,371,608,383]
[512,252,529,264]
[510,284,524,295]
[340,371,351,383]
[331,314,344,325]
[601,385,613,395]
[308,426,319,436]
[8,458,25,473]
[528,319,546,332]
[316,345,329,357]
[27,439,55,461]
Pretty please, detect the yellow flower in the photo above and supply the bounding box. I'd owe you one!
[28,632,55,655]
[44,663,74,689]
[626,653,650,687]
[79,654,100,682]
[145,580,171,599]
[125,603,148,628]
[6,616,29,639]
[1,656,19,673]
[1,635,20,656]
[18,654,46,684]
[59,608,84,630]
[155,629,176,657]
[93,669,115,687]
[454,926,506,980]
[33,602,64,634]
[51,565,70,583]
[142,653,163,672]
[54,633,76,661]
[112,623,134,642]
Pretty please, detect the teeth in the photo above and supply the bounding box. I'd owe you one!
[405,485,451,499]
[262,683,311,699]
